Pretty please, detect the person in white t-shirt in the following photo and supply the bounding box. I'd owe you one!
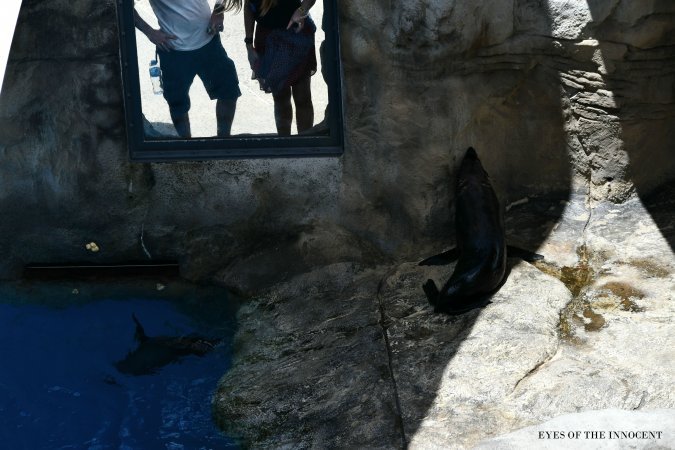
[134,0,242,137]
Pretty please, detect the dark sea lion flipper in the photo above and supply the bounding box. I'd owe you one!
[506,245,544,262]
[419,247,460,266]
[422,279,440,305]
[131,313,148,343]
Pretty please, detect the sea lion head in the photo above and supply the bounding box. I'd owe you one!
[458,147,489,184]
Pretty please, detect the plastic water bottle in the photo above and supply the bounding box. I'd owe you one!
[149,60,163,95]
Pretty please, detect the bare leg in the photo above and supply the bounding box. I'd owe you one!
[171,112,191,138]
[292,76,313,133]
[272,87,293,136]
[216,98,237,137]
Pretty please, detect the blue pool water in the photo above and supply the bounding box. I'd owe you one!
[0,285,239,450]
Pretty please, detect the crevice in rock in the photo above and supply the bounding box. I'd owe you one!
[535,244,600,343]
[512,346,558,392]
[632,392,647,410]
[375,275,408,449]
[534,237,651,344]
[541,81,602,341]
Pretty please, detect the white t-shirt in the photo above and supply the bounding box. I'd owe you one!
[148,0,213,51]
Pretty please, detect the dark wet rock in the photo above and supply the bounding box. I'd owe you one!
[214,222,389,297]
[213,263,403,449]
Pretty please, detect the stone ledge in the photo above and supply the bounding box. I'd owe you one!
[212,192,675,449]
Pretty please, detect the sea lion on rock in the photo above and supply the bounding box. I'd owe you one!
[114,314,220,375]
[421,147,543,315]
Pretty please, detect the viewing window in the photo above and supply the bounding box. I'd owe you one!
[116,0,344,160]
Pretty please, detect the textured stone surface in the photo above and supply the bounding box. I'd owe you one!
[2,1,674,278]
[338,0,675,253]
[406,191,675,448]
[2,2,675,445]
[213,190,675,448]
[0,0,342,279]
[382,260,571,448]
[213,257,573,448]
[214,221,389,297]
[213,263,403,449]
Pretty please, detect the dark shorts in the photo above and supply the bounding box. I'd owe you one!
[253,19,317,94]
[157,35,241,116]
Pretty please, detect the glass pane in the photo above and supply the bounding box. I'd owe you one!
[134,0,329,138]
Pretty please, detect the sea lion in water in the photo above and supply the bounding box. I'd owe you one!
[421,147,543,315]
[114,314,220,376]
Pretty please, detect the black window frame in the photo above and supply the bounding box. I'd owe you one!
[115,0,345,161]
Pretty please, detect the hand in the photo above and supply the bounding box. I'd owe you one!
[208,14,224,34]
[246,46,259,70]
[286,9,306,32]
[147,29,177,51]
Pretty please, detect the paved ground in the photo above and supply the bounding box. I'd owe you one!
[135,0,328,137]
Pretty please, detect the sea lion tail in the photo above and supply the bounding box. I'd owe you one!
[422,279,440,306]
[132,313,148,342]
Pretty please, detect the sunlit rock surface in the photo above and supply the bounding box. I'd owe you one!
[382,260,571,448]
[214,189,674,448]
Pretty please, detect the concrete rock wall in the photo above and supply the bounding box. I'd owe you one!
[0,0,341,279]
[339,0,675,255]
[1,0,674,280]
